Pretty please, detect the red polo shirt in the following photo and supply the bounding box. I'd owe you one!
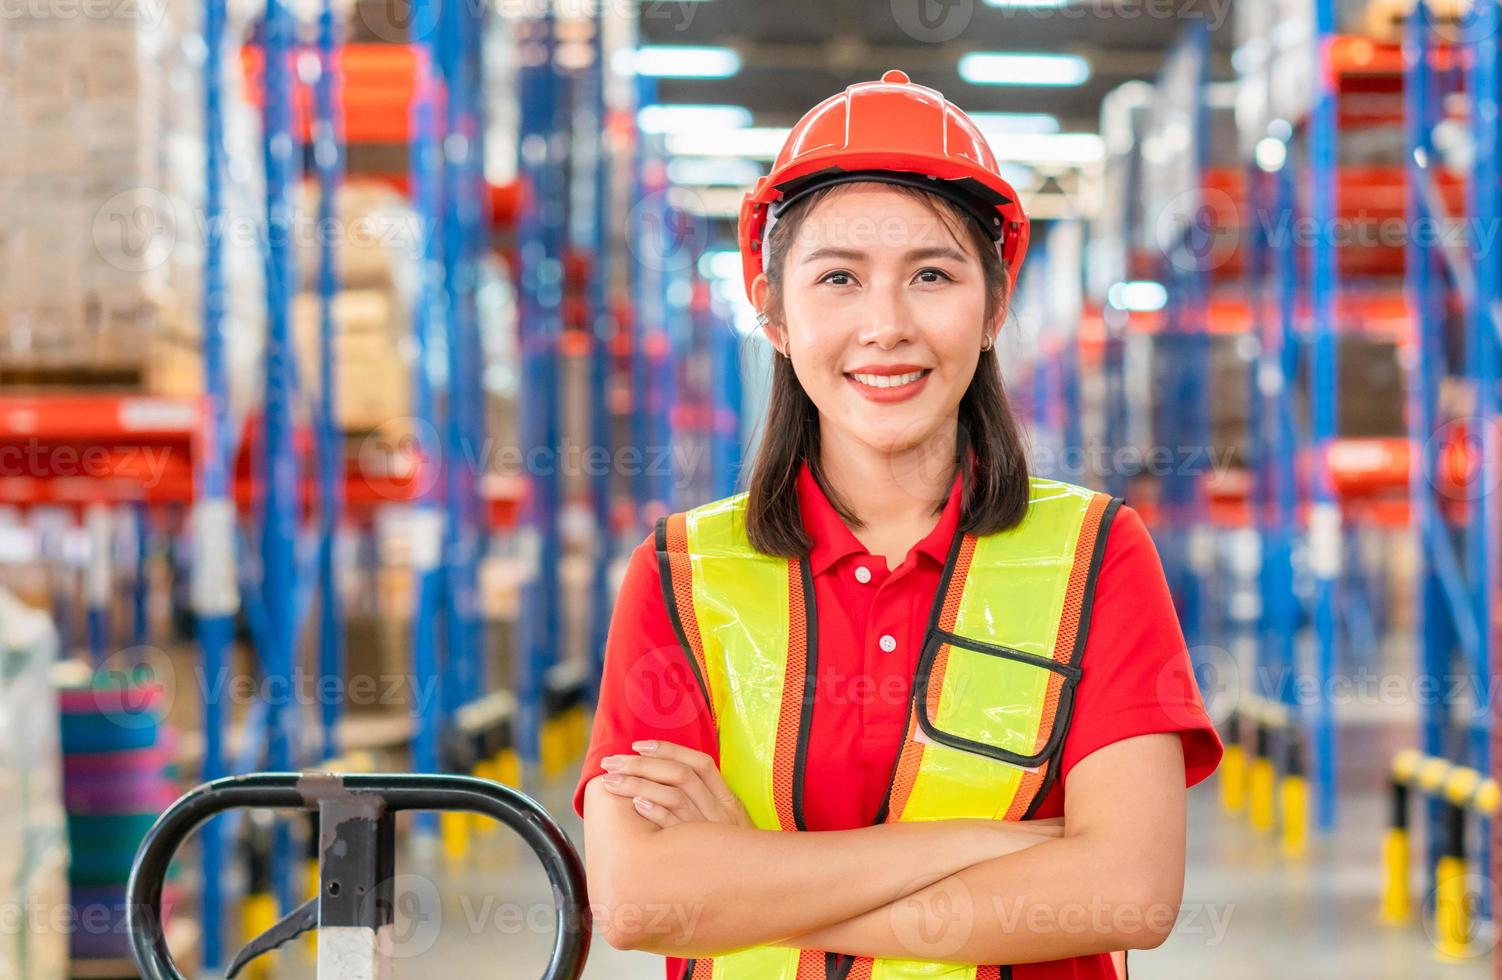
[575,461,1223,979]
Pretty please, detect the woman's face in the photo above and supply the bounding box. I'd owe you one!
[754,184,997,457]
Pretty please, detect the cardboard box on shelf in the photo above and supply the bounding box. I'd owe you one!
[1361,0,1471,44]
[295,182,420,294]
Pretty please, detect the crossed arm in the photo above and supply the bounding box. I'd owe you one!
[580,733,1187,964]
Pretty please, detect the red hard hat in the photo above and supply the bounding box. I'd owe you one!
[737,68,1031,305]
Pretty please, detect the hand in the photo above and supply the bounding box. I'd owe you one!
[598,740,753,829]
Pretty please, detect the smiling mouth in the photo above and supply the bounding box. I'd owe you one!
[845,369,931,388]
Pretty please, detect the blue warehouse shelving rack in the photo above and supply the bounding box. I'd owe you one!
[1391,0,1502,957]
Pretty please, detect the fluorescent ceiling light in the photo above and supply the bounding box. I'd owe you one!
[616,45,741,78]
[667,157,764,186]
[1107,280,1168,312]
[639,104,753,134]
[988,132,1103,165]
[970,112,1061,135]
[665,126,790,159]
[958,52,1091,86]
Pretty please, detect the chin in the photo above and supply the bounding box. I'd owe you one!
[849,420,939,456]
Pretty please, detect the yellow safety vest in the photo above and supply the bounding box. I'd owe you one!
[654,476,1122,980]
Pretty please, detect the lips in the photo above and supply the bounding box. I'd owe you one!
[844,368,932,403]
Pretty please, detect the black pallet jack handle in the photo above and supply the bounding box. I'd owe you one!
[126,772,591,980]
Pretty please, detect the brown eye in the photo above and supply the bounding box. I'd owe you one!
[820,271,855,286]
[914,268,953,284]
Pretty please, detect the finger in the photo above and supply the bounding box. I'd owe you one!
[600,774,700,822]
[634,741,746,820]
[632,796,680,828]
[608,756,723,821]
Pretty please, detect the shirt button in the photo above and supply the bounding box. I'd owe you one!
[854,566,872,584]
[879,634,897,653]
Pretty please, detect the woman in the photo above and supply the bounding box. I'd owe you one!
[574,70,1222,980]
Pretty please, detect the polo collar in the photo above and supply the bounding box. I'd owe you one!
[794,457,966,576]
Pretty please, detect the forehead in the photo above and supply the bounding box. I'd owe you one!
[790,184,971,256]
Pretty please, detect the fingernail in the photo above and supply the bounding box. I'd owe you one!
[632,740,658,753]
[602,773,622,787]
[601,756,624,771]
[633,797,653,811]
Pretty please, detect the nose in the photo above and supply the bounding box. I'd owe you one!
[855,279,914,349]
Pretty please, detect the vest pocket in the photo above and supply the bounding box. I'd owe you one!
[913,627,1081,771]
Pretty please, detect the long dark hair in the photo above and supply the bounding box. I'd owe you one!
[744,181,1033,558]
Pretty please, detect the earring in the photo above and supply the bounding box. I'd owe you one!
[980,334,994,352]
[755,311,770,328]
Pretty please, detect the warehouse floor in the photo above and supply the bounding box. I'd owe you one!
[255,719,1490,978]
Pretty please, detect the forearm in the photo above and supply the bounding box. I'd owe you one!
[605,817,1025,956]
[778,834,1181,963]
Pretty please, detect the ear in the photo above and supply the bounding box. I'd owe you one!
[750,273,785,350]
[984,302,1008,348]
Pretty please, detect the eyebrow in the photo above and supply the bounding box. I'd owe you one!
[799,245,970,265]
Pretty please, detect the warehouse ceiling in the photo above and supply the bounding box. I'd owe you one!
[638,0,1237,134]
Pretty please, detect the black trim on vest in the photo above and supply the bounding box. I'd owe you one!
[792,556,818,832]
[931,627,1085,679]
[654,515,713,717]
[680,959,695,979]
[826,950,855,980]
[912,626,1082,769]
[1022,495,1123,819]
[870,525,969,826]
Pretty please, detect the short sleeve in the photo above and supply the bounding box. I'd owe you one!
[1058,504,1224,789]
[571,531,718,819]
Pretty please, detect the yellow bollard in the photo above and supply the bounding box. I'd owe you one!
[1433,852,1471,960]
[1249,755,1276,834]
[495,747,521,787]
[1380,825,1410,923]
[1430,770,1483,959]
[540,718,564,778]
[304,858,320,961]
[1279,775,1308,857]
[1380,757,1418,925]
[563,706,585,760]
[240,892,279,980]
[1221,743,1247,814]
[473,759,499,836]
[441,810,471,861]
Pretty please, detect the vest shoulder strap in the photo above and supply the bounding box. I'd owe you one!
[654,493,760,727]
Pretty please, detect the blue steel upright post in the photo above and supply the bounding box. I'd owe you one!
[259,0,302,908]
[438,0,480,733]
[1466,0,1500,908]
[1403,0,1453,888]
[313,0,346,761]
[578,4,614,702]
[1308,0,1343,831]
[515,7,565,782]
[407,0,446,840]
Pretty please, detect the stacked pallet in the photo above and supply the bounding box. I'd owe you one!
[0,588,67,980]
[294,181,417,433]
[0,4,264,404]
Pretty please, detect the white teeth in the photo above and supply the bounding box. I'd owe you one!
[850,370,926,388]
